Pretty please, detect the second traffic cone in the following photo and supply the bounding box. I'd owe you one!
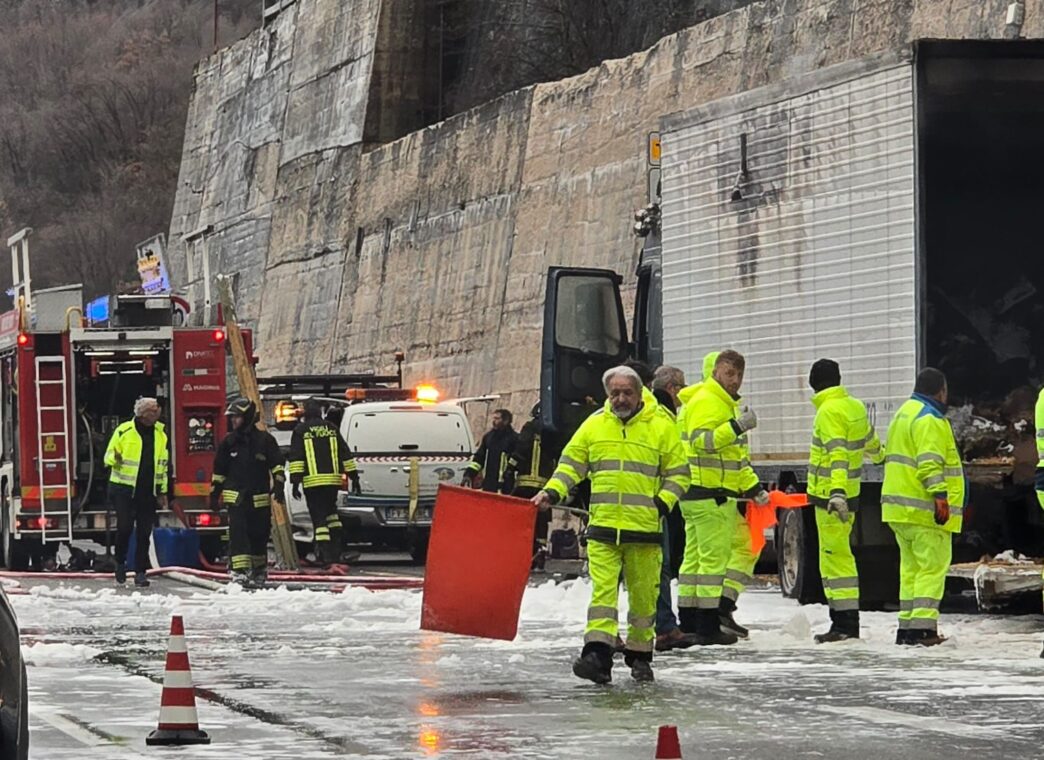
[146,615,210,746]
[655,725,682,759]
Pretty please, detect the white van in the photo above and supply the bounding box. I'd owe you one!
[337,399,475,562]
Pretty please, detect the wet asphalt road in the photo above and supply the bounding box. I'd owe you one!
[9,556,1044,759]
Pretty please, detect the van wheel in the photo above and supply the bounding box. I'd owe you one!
[409,536,429,565]
[777,506,825,604]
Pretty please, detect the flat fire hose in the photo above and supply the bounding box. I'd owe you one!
[216,275,299,570]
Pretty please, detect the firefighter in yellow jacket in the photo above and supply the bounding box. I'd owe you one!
[882,368,964,646]
[532,366,689,684]
[676,350,768,645]
[806,359,884,643]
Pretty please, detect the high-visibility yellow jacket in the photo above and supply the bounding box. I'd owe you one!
[104,420,168,496]
[807,386,884,505]
[881,394,965,533]
[1035,388,1044,507]
[544,397,689,541]
[679,377,759,499]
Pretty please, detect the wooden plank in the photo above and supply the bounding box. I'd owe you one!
[215,275,299,570]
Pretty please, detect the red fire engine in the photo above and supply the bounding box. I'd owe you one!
[0,265,249,570]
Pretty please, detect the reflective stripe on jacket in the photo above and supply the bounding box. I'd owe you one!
[543,396,689,539]
[678,377,759,498]
[807,386,883,503]
[881,394,965,533]
[288,418,355,489]
[104,420,168,496]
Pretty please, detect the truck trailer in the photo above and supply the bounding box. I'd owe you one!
[541,40,1043,608]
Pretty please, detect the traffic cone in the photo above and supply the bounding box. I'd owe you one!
[146,615,211,746]
[655,725,682,758]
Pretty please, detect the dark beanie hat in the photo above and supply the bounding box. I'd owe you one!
[809,359,841,392]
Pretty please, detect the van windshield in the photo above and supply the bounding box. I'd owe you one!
[344,410,471,454]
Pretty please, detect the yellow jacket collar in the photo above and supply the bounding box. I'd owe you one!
[811,385,848,409]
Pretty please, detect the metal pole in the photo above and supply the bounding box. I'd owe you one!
[201,240,212,326]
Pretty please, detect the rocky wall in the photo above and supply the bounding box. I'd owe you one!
[168,0,1043,420]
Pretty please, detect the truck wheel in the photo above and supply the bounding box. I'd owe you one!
[776,506,825,605]
[0,509,29,572]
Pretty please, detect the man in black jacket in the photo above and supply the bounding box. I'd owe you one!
[462,409,518,492]
[289,399,360,565]
[210,398,285,588]
[503,403,557,563]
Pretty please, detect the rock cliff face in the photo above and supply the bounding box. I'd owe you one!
[167,0,1036,419]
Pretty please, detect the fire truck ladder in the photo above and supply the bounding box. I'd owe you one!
[35,356,73,543]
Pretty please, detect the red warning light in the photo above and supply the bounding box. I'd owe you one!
[211,329,225,343]
[16,333,28,346]
[196,513,216,527]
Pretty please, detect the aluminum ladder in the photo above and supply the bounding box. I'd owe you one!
[34,356,73,543]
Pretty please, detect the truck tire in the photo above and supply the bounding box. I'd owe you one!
[0,507,29,572]
[776,505,826,605]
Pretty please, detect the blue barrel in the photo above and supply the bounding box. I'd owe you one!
[127,528,202,569]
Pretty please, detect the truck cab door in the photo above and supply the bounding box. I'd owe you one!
[540,267,629,438]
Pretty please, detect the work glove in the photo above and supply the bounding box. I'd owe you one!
[654,496,670,519]
[826,494,851,523]
[292,482,302,501]
[933,495,950,526]
[271,482,287,506]
[735,500,747,518]
[752,489,771,507]
[349,472,363,496]
[209,490,221,511]
[735,405,758,433]
[460,472,473,487]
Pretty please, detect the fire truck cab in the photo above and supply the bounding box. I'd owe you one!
[0,286,247,570]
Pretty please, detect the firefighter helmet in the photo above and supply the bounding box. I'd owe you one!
[225,397,257,426]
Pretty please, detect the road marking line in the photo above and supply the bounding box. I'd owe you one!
[817,704,1005,740]
[33,708,148,756]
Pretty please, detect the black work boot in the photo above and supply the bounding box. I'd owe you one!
[134,571,150,588]
[572,642,613,684]
[917,630,947,647]
[624,651,654,683]
[114,562,127,585]
[719,597,749,639]
[815,609,859,643]
[692,608,738,646]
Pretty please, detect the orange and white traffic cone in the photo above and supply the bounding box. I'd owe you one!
[655,725,682,759]
[146,615,211,746]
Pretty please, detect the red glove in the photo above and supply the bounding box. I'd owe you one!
[933,496,950,526]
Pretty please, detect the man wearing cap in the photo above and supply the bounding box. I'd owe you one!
[881,367,964,646]
[806,359,884,642]
[532,365,689,683]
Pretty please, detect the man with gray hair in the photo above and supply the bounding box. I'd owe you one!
[533,365,689,683]
[104,397,169,587]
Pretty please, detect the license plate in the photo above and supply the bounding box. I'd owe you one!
[385,507,432,522]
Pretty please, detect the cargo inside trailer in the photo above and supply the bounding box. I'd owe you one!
[921,43,1044,464]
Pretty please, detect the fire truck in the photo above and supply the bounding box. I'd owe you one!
[0,235,249,570]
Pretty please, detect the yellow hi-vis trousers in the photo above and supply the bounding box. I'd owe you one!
[815,507,859,611]
[677,498,732,609]
[723,506,757,603]
[890,522,951,632]
[585,540,661,654]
